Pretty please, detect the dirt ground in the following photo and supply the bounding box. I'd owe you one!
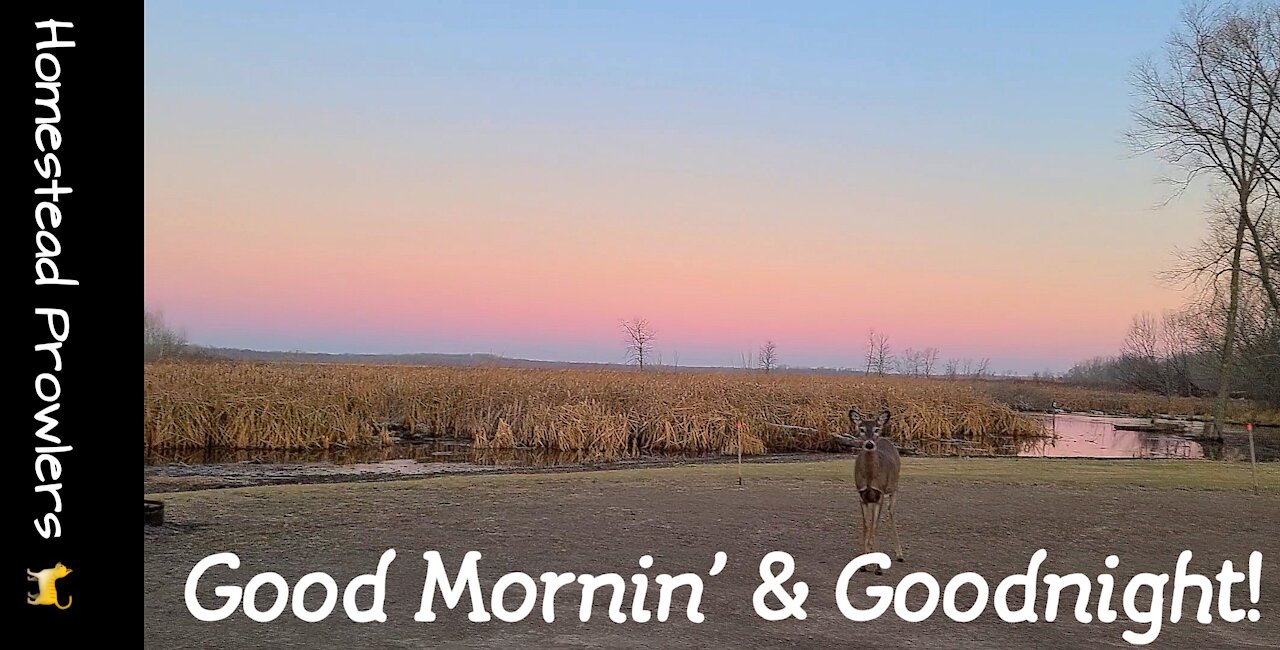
[145,459,1279,648]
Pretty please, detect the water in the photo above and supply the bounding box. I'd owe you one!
[1020,414,1279,461]
[143,414,1280,469]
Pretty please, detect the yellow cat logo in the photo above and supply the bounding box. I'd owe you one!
[27,562,72,609]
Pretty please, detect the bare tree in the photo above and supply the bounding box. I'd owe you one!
[1234,282,1280,402]
[144,309,188,361]
[620,317,657,370]
[900,347,922,376]
[1065,355,1125,387]
[1218,2,1280,314]
[863,329,877,374]
[1120,312,1164,391]
[869,331,893,376]
[1129,2,1280,433]
[944,358,960,379]
[1160,309,1199,396]
[1187,276,1280,404]
[758,340,778,374]
[922,347,940,377]
[974,358,990,377]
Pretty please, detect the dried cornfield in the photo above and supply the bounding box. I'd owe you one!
[144,362,1047,456]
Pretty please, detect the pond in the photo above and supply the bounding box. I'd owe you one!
[1019,414,1278,461]
[144,413,1278,471]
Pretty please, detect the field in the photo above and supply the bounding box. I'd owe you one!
[145,459,1279,648]
[144,362,1046,455]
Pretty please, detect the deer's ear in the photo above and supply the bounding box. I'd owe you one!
[848,408,862,424]
[877,409,891,426]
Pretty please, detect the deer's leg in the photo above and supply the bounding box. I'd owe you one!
[868,500,883,575]
[860,501,868,554]
[857,500,870,570]
[886,494,905,563]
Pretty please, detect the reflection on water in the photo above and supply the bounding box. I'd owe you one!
[144,414,1279,468]
[1019,414,1278,460]
[1021,415,1202,458]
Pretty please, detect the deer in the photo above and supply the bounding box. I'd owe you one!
[831,408,904,574]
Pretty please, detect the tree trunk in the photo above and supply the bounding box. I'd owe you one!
[1212,206,1250,438]
[1243,215,1280,315]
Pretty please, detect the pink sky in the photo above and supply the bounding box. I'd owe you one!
[143,102,1201,371]
[144,5,1207,373]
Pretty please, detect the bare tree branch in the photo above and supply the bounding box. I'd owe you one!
[620,317,656,370]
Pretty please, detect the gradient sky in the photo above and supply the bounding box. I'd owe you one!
[144,1,1214,372]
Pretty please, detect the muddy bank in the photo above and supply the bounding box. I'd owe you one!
[143,452,827,493]
[144,414,1279,493]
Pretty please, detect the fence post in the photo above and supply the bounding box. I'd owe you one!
[736,422,744,487]
[1247,422,1258,495]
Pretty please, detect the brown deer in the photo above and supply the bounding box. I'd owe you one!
[832,408,903,573]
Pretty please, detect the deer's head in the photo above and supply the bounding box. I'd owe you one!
[848,408,891,450]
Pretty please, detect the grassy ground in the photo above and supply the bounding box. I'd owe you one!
[146,459,1279,648]
[150,457,1280,495]
[898,457,1280,490]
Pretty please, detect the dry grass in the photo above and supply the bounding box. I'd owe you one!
[144,362,1045,454]
[972,380,1280,425]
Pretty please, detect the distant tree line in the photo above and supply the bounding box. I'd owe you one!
[861,328,991,379]
[144,309,190,361]
[1066,296,1278,406]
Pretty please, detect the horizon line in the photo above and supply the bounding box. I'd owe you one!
[190,344,1057,378]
